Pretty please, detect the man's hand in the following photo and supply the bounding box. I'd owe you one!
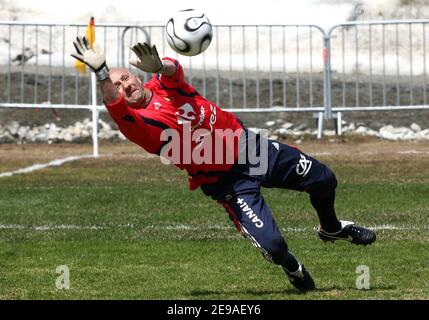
[71,36,109,81]
[129,42,165,73]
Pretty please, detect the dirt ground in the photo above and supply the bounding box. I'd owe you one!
[1,71,428,173]
[1,139,428,173]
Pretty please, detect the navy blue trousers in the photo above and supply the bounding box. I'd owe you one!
[201,132,338,266]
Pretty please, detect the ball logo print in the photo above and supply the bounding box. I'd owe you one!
[166,9,213,56]
[176,103,197,124]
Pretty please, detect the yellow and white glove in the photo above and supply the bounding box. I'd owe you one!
[129,42,166,73]
[71,36,109,81]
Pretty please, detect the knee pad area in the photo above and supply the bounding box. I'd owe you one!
[310,167,337,198]
[238,223,288,265]
[259,236,289,265]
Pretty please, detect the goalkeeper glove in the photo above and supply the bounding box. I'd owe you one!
[71,36,109,81]
[129,42,166,73]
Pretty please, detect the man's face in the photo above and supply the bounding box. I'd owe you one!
[110,68,145,106]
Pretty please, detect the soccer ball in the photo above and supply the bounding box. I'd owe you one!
[165,9,213,56]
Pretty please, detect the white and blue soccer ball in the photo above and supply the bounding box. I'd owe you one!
[166,9,213,56]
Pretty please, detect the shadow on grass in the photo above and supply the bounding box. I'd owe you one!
[190,288,318,297]
[190,284,397,298]
[191,288,306,299]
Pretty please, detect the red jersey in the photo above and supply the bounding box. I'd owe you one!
[106,58,244,190]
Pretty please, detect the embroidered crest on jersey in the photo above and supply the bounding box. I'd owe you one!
[296,154,312,177]
[176,103,196,124]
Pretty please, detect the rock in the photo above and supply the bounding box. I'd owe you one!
[418,129,429,140]
[410,123,421,132]
[0,119,129,143]
[81,130,90,138]
[403,131,419,140]
[63,133,73,142]
[100,130,118,140]
[293,123,307,131]
[70,127,82,137]
[323,130,336,136]
[17,126,29,139]
[1,118,426,144]
[379,125,397,140]
[291,130,305,136]
[275,128,289,136]
[118,132,127,140]
[355,126,368,134]
[99,119,111,130]
[0,132,15,143]
[366,129,380,137]
[5,121,20,136]
[379,125,417,141]
[281,122,293,129]
[34,133,48,141]
[74,121,84,130]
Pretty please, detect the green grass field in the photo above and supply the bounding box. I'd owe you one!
[0,142,428,299]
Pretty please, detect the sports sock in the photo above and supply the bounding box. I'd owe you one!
[310,190,342,233]
[281,251,300,273]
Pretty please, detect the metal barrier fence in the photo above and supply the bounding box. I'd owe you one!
[327,20,429,112]
[325,20,429,134]
[0,22,326,110]
[0,20,428,155]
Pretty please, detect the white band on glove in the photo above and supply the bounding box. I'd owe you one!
[95,65,110,81]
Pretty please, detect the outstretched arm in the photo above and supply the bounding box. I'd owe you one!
[159,59,177,77]
[71,36,119,105]
[98,78,120,105]
[71,37,177,105]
